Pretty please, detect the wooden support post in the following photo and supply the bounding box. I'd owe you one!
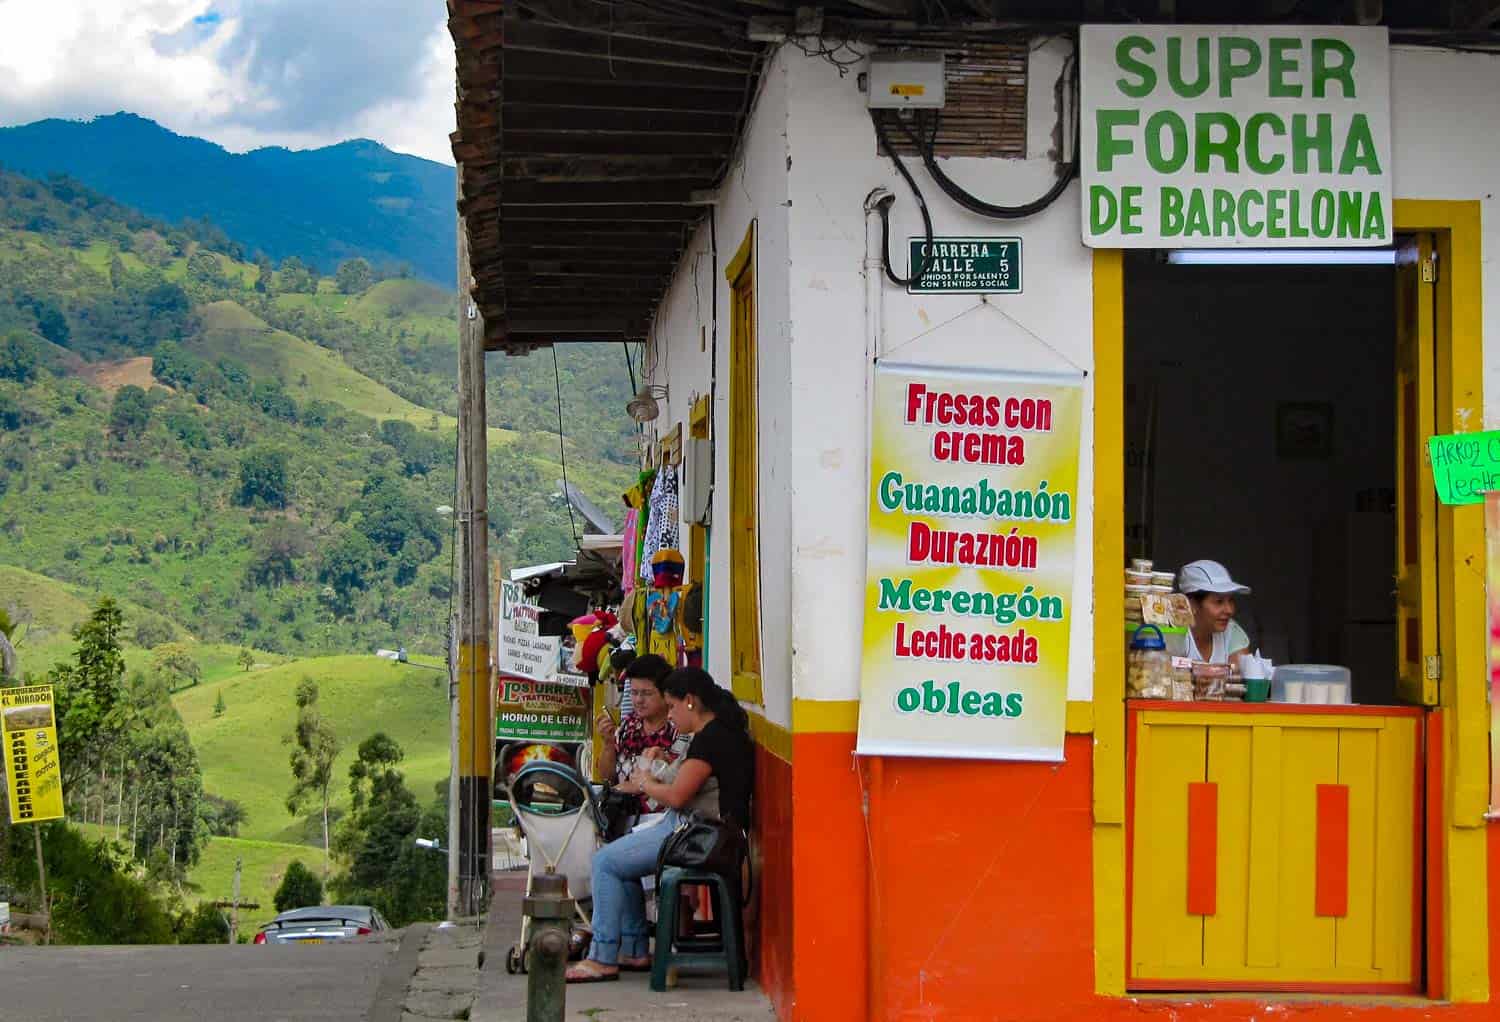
[32,826,48,946]
[231,855,242,944]
[456,170,493,919]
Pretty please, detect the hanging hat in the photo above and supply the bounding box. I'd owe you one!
[651,548,685,585]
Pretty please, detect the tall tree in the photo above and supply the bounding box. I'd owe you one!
[49,598,129,793]
[335,258,374,295]
[108,385,151,442]
[285,678,339,892]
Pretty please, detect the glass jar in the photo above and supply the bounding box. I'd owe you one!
[1127,625,1173,699]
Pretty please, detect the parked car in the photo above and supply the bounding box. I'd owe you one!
[253,905,391,945]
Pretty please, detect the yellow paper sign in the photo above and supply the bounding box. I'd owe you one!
[3,685,65,824]
[856,365,1083,761]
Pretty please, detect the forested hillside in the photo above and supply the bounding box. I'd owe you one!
[0,167,637,659]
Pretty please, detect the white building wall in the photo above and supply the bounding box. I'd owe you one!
[640,38,1500,720]
[643,48,795,729]
[1388,46,1500,429]
[784,39,1097,705]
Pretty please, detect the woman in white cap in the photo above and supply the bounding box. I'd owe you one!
[1176,559,1252,665]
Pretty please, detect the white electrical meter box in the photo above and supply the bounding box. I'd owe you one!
[682,434,712,526]
[866,52,946,109]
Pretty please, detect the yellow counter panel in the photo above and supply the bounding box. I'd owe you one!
[1127,701,1422,994]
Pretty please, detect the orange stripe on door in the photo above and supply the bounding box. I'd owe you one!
[1315,783,1350,918]
[1186,782,1217,916]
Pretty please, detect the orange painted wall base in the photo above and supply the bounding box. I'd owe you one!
[760,732,1500,1022]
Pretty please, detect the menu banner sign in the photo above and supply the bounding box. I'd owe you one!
[1080,25,1391,248]
[495,674,589,743]
[3,685,64,824]
[856,364,1083,761]
[498,579,560,682]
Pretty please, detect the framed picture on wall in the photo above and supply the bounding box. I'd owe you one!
[1275,401,1334,460]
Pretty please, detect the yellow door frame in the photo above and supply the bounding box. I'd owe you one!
[726,221,764,705]
[1091,200,1488,1002]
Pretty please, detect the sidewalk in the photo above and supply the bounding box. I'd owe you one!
[470,871,776,1022]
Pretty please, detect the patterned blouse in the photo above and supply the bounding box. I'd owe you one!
[613,713,678,812]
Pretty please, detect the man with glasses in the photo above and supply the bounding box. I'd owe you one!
[596,653,678,813]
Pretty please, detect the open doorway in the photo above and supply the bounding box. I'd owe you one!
[1124,251,1399,705]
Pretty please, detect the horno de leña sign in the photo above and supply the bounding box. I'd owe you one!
[1080,25,1391,248]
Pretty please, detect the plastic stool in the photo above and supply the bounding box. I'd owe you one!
[650,867,745,991]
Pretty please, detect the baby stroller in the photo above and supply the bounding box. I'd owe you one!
[503,757,606,974]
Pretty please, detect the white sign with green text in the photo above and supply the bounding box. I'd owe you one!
[1080,25,1391,248]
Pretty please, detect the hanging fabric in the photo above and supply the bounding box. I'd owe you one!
[639,466,679,584]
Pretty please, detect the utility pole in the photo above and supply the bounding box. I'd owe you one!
[446,609,460,920]
[230,856,242,944]
[455,177,493,919]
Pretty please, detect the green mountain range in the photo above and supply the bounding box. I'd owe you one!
[0,113,457,283]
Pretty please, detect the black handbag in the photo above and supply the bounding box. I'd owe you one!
[597,786,639,843]
[655,811,744,878]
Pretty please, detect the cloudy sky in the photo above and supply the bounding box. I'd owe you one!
[0,0,456,164]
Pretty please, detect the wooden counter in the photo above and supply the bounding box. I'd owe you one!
[1126,700,1423,994]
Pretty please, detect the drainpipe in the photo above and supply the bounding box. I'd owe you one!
[861,187,890,1022]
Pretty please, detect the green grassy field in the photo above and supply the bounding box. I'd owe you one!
[69,823,325,933]
[0,564,186,673]
[191,301,445,428]
[173,653,450,845]
[188,835,330,932]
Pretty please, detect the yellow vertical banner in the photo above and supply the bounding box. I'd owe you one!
[3,685,65,824]
[856,364,1084,761]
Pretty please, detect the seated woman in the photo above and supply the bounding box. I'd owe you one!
[1176,559,1252,666]
[566,667,753,983]
[596,653,677,814]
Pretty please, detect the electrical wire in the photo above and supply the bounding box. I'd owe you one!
[622,341,637,396]
[790,34,870,76]
[870,110,937,289]
[898,46,1079,220]
[552,347,581,552]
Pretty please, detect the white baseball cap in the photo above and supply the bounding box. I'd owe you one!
[1177,560,1250,596]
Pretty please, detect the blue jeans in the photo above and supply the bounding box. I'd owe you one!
[586,811,678,965]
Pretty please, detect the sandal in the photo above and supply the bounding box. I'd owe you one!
[566,961,620,984]
[618,956,652,972]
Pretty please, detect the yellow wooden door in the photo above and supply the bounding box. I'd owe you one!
[1394,234,1440,707]
[726,225,762,704]
[1130,708,1419,991]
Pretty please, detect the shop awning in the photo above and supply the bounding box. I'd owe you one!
[448,0,1486,355]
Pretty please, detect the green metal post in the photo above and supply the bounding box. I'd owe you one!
[524,872,573,1022]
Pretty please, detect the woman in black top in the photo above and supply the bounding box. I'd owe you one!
[566,668,753,983]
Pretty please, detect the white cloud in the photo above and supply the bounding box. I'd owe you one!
[0,0,455,164]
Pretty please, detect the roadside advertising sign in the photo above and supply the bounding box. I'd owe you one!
[2,685,65,824]
[1080,25,1392,247]
[494,674,589,743]
[497,579,561,682]
[856,364,1084,761]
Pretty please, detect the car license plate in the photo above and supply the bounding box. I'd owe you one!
[301,938,324,944]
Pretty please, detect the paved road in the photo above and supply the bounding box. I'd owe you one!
[0,941,402,1021]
